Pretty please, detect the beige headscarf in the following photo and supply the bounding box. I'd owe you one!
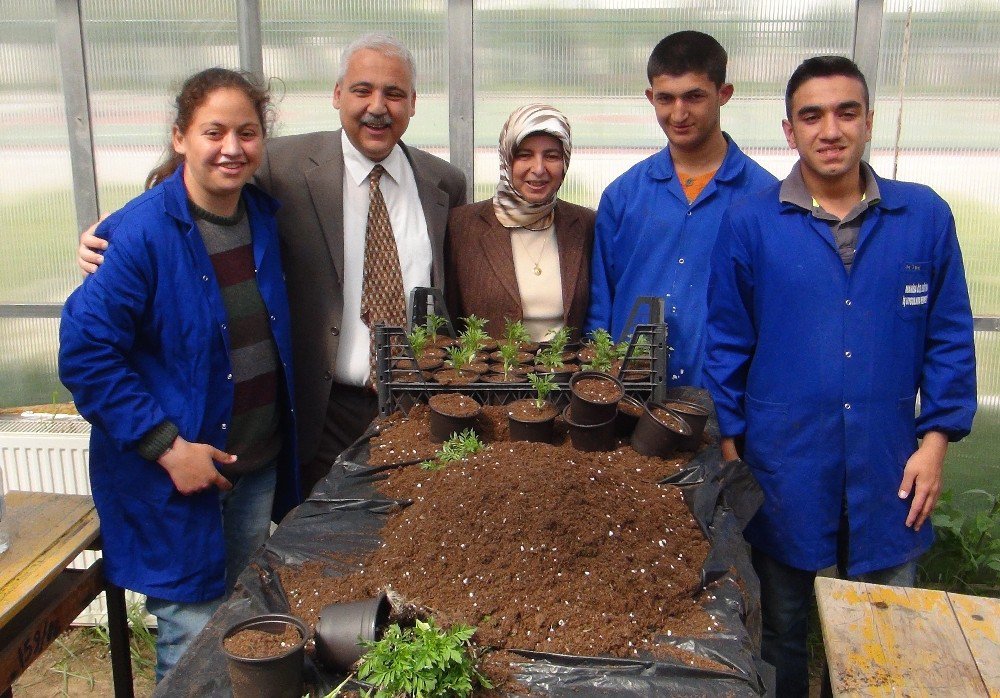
[492,104,572,230]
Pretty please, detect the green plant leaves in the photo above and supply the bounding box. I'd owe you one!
[357,618,491,698]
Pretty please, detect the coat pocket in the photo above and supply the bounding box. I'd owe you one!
[897,261,931,321]
[744,394,789,474]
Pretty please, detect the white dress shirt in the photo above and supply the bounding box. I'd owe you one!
[334,131,432,386]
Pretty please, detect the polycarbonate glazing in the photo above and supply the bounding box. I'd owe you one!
[82,1,240,213]
[0,4,77,406]
[0,3,78,305]
[259,1,449,156]
[472,0,855,203]
[873,0,1000,496]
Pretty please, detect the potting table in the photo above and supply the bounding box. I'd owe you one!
[816,576,1000,696]
[0,491,134,698]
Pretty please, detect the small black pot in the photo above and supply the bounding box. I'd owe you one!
[428,394,482,442]
[615,395,644,438]
[562,405,616,452]
[508,400,557,444]
[631,402,692,458]
[662,399,710,451]
[568,371,625,425]
[315,592,391,672]
[221,613,308,698]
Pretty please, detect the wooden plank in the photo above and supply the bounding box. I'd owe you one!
[949,592,1000,697]
[0,565,105,691]
[0,491,99,627]
[816,577,987,697]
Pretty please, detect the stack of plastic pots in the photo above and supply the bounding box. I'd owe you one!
[564,371,624,452]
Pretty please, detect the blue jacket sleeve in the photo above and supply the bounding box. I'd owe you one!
[584,187,618,333]
[914,198,977,440]
[703,211,757,438]
[59,220,171,453]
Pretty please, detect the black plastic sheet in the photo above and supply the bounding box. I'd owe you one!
[156,388,773,697]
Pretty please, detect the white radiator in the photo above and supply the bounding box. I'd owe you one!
[0,413,148,626]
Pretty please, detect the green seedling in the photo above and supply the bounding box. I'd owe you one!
[420,429,485,471]
[498,343,521,376]
[459,326,488,353]
[502,318,531,347]
[527,372,556,410]
[585,328,616,373]
[462,314,488,334]
[407,325,429,357]
[547,326,573,355]
[358,618,492,698]
[425,313,448,337]
[535,345,565,372]
[445,344,476,371]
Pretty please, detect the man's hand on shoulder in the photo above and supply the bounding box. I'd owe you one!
[78,215,109,275]
[898,430,948,531]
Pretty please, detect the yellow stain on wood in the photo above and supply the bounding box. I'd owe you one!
[817,577,995,697]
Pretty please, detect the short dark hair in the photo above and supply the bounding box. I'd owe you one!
[646,31,727,87]
[785,55,870,119]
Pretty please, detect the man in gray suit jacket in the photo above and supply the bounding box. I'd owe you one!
[78,34,467,496]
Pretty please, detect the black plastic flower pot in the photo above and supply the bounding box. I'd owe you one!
[221,613,308,698]
[568,371,625,425]
[615,395,644,438]
[314,592,391,673]
[507,399,558,443]
[662,399,710,451]
[562,405,617,452]
[631,403,692,458]
[428,393,482,442]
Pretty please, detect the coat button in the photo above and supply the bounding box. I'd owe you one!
[323,371,332,380]
[221,423,228,430]
[270,315,276,322]
[678,258,685,264]
[202,275,209,282]
[330,326,340,336]
[844,351,852,358]
[844,403,852,410]
[221,323,227,330]
[845,299,852,306]
[227,373,233,380]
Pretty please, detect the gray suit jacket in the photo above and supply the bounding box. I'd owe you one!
[254,129,467,463]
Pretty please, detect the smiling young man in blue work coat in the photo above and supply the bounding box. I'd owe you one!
[585,31,775,383]
[704,56,977,696]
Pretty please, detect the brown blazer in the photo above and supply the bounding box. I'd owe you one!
[445,198,594,340]
[254,129,467,463]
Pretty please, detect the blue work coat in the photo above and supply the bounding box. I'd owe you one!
[704,171,976,575]
[585,135,776,386]
[59,166,300,603]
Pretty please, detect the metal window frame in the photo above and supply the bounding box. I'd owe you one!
[2,0,996,332]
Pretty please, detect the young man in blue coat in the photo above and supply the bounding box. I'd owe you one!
[585,31,775,385]
[704,56,977,696]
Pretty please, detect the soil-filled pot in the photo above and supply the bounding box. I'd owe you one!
[432,368,478,385]
[221,613,308,698]
[428,393,482,442]
[507,399,558,443]
[314,592,391,673]
[562,405,617,452]
[631,403,692,458]
[534,364,578,384]
[616,395,644,438]
[568,371,625,425]
[662,399,710,451]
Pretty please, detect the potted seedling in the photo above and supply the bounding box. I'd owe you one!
[420,428,485,470]
[425,312,454,349]
[484,342,531,383]
[457,326,492,373]
[501,317,537,354]
[221,613,309,698]
[462,314,497,352]
[428,393,482,442]
[534,344,578,383]
[507,372,558,443]
[631,402,693,458]
[544,326,578,364]
[405,326,444,371]
[357,618,492,698]
[434,345,479,385]
[579,328,616,374]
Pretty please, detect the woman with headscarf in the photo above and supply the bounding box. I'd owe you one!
[445,104,594,342]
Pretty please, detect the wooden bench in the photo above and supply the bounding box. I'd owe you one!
[0,491,134,697]
[816,576,1000,696]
